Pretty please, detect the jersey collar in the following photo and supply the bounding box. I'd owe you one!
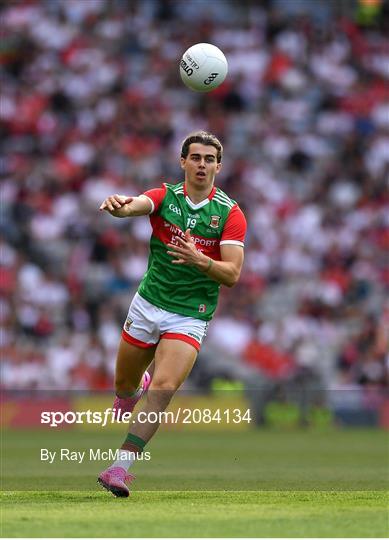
[183,183,217,210]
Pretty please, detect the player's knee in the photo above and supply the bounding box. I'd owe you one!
[150,377,180,393]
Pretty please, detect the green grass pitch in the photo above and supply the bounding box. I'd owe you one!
[1,428,388,537]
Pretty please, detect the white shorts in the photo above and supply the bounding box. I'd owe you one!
[121,293,209,352]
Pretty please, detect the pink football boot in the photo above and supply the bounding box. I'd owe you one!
[113,370,151,421]
[98,467,135,497]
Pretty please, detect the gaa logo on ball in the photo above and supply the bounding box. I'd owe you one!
[179,43,228,92]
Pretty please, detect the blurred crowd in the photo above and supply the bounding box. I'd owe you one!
[1,0,388,404]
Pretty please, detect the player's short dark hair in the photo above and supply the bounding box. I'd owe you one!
[181,131,223,163]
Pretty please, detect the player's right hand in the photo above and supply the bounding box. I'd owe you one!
[99,195,133,212]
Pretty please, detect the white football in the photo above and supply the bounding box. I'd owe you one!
[179,43,228,92]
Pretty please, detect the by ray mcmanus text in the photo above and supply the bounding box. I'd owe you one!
[40,448,152,464]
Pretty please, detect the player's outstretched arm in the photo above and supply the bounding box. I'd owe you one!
[99,194,152,218]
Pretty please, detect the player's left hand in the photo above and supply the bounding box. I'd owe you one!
[167,229,204,266]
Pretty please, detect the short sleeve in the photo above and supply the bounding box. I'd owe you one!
[220,204,247,247]
[142,184,167,214]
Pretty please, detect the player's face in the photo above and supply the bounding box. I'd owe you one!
[180,143,221,189]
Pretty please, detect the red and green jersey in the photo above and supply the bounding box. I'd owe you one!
[138,181,247,321]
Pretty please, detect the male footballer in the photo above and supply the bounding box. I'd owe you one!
[98,131,247,497]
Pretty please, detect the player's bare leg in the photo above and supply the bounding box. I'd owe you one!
[125,338,197,443]
[112,338,156,423]
[115,338,156,397]
[98,339,197,496]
